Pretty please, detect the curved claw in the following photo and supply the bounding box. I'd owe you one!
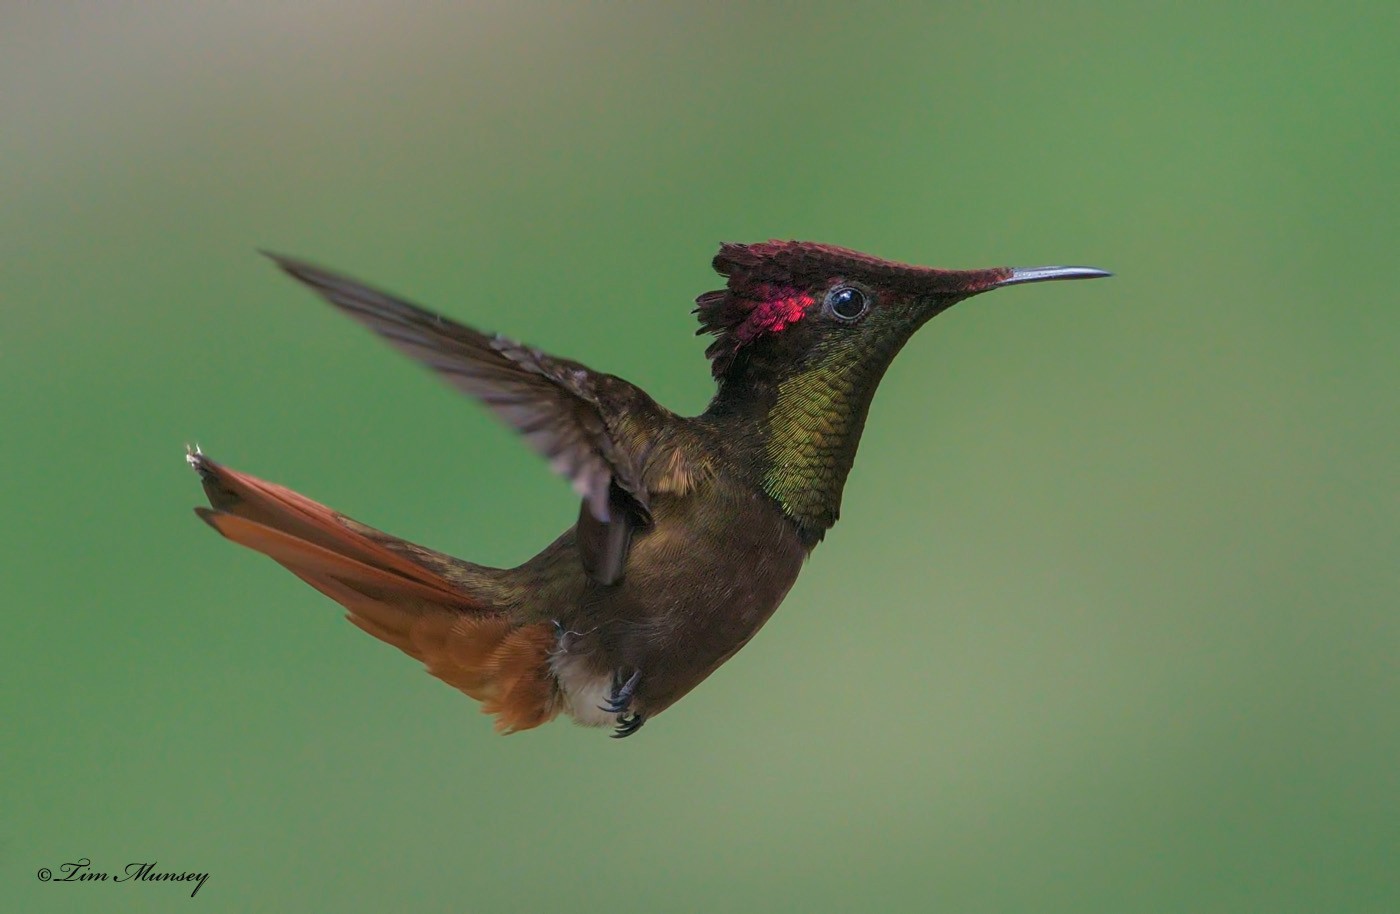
[598,669,641,714]
[611,712,646,739]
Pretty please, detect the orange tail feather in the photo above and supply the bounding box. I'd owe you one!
[189,451,559,733]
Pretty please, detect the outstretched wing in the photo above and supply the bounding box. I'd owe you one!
[265,253,664,583]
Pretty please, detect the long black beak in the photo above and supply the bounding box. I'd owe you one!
[998,266,1113,287]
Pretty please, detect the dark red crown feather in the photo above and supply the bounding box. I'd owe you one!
[694,240,1010,377]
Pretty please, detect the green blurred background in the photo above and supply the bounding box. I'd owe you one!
[5,2,1396,911]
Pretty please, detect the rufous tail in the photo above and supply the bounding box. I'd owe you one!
[187,449,559,733]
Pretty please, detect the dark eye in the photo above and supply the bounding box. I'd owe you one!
[825,286,869,322]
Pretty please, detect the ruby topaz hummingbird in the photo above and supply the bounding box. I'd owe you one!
[190,242,1109,737]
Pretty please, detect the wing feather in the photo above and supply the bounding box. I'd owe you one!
[263,254,673,582]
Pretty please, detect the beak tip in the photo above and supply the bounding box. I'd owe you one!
[1000,266,1113,287]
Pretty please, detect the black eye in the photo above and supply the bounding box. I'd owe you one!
[825,286,869,322]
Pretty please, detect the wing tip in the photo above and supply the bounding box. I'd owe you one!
[259,249,325,287]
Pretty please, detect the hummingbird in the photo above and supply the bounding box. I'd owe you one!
[190,242,1108,737]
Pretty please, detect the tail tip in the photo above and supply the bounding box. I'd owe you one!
[185,443,211,477]
[192,505,222,530]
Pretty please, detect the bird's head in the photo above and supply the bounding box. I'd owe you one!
[696,240,1110,384]
[696,241,1111,534]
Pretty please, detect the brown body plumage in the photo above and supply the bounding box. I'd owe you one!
[192,242,1108,736]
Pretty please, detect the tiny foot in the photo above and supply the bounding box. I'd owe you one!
[599,669,640,715]
[612,712,646,739]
